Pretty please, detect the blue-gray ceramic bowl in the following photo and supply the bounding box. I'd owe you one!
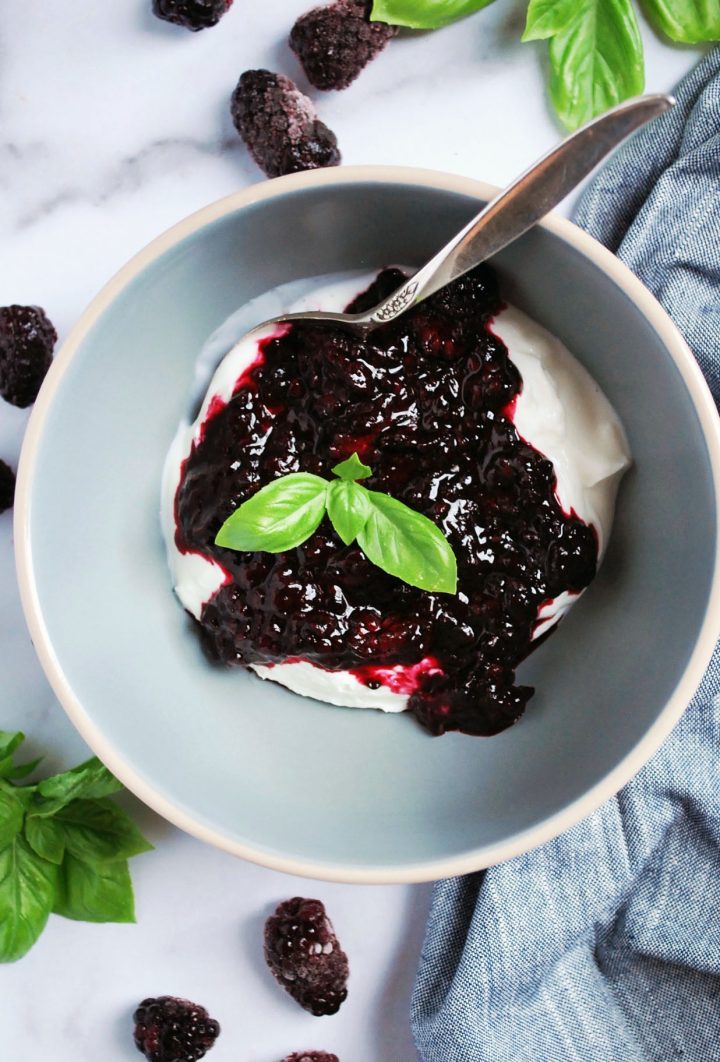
[15,167,720,883]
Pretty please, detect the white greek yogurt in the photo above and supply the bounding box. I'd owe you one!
[162,271,631,712]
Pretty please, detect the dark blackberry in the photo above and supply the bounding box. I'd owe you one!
[264,898,349,1016]
[133,997,220,1062]
[231,70,341,178]
[0,460,15,514]
[152,0,232,31]
[0,305,56,408]
[290,0,398,91]
[283,1054,340,1062]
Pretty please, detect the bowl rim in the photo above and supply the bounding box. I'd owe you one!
[14,164,720,884]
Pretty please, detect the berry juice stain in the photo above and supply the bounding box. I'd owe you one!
[174,265,597,736]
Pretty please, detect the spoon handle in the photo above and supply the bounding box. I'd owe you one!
[366,94,674,328]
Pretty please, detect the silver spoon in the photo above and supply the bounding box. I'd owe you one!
[247,94,674,340]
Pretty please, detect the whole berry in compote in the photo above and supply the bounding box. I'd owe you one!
[0,305,56,408]
[283,1054,340,1062]
[152,0,232,31]
[231,70,341,178]
[290,0,398,91]
[264,897,349,1016]
[133,996,220,1062]
[0,460,15,514]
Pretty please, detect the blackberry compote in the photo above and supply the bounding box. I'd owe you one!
[173,264,603,736]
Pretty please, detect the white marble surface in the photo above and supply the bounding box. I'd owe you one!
[0,2,701,1059]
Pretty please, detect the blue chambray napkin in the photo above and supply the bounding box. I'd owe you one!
[411,48,720,1062]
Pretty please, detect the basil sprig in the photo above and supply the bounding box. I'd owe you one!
[371,1,719,130]
[0,731,152,962]
[215,452,458,594]
[523,0,644,131]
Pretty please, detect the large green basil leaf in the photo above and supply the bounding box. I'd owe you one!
[641,0,720,43]
[0,835,57,962]
[547,0,645,129]
[370,0,497,30]
[215,473,328,553]
[53,855,135,923]
[357,490,457,593]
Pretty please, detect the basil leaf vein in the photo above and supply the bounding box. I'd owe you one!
[357,490,457,593]
[0,835,58,962]
[0,783,27,849]
[215,473,328,553]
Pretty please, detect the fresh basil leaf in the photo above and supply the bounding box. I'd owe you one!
[215,473,328,553]
[0,783,27,849]
[0,835,57,962]
[370,0,497,30]
[331,452,372,481]
[0,732,25,761]
[33,757,122,817]
[546,0,645,130]
[53,798,153,864]
[327,480,373,546]
[641,0,720,43]
[357,491,457,593]
[53,854,135,923]
[0,732,25,780]
[5,757,43,781]
[25,815,66,865]
[522,0,578,40]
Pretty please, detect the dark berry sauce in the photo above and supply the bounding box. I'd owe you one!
[174,265,597,736]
